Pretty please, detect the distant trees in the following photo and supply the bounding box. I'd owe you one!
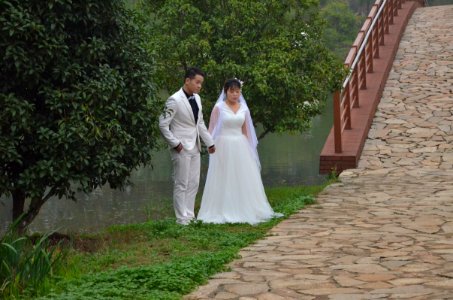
[320,0,374,16]
[0,0,161,231]
[321,1,364,59]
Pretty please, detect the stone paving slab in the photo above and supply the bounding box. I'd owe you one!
[186,5,453,299]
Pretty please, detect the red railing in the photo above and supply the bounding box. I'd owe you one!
[333,0,405,153]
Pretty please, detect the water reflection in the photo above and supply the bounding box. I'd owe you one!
[0,100,332,234]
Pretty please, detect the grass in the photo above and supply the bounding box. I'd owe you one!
[26,184,328,300]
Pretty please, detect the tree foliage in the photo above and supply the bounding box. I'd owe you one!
[142,0,346,139]
[0,0,161,230]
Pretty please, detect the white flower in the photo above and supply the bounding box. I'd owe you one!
[234,77,244,87]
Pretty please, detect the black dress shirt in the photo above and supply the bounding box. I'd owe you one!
[183,90,199,124]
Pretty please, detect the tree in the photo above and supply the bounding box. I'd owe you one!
[141,0,345,139]
[321,1,364,59]
[0,0,161,232]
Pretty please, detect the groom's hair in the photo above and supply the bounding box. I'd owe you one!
[184,67,205,80]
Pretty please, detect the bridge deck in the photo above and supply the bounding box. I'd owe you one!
[188,5,453,299]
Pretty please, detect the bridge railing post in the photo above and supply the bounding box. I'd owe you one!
[333,90,342,153]
[343,84,352,130]
[353,68,359,108]
[389,0,395,24]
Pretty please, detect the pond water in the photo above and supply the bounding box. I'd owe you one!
[0,100,333,234]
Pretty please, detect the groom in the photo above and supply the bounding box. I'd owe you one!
[159,67,215,225]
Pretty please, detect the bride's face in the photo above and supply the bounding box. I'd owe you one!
[226,87,241,103]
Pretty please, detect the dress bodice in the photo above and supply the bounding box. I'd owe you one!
[218,105,245,137]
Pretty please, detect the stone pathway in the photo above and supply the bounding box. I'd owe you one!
[186,5,453,299]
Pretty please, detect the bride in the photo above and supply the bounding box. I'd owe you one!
[197,78,282,224]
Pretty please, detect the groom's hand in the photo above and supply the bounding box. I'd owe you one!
[174,143,183,153]
[208,145,216,154]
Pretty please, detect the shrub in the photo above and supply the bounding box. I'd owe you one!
[0,223,65,298]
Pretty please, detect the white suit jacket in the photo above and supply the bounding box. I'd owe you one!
[159,88,214,151]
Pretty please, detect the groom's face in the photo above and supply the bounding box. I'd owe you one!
[185,75,204,95]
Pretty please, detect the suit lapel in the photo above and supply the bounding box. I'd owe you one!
[179,88,195,123]
[195,96,202,124]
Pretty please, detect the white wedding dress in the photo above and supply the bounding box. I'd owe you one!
[197,102,281,224]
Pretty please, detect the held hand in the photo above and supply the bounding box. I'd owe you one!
[174,143,183,153]
[208,145,216,154]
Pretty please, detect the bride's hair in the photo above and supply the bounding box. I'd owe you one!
[223,78,242,94]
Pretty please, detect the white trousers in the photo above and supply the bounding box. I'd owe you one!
[170,146,200,224]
